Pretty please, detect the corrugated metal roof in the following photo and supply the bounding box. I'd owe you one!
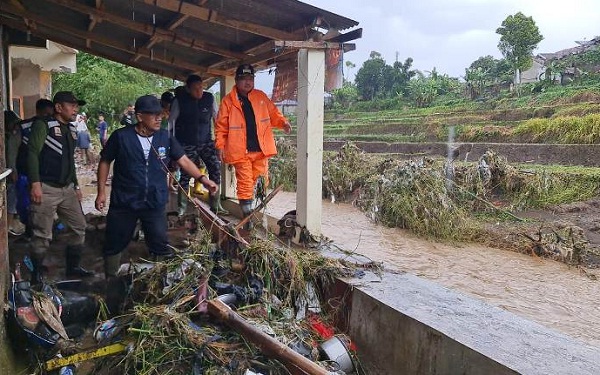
[0,0,360,81]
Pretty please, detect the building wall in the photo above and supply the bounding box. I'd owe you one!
[10,59,44,118]
[520,59,545,84]
[9,42,76,118]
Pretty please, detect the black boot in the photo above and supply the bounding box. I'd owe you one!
[239,199,254,231]
[29,255,45,285]
[65,245,94,278]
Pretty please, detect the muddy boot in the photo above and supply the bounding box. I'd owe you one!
[65,245,94,278]
[104,253,125,316]
[177,190,188,216]
[29,254,45,285]
[239,199,254,231]
[104,253,122,278]
[210,194,230,215]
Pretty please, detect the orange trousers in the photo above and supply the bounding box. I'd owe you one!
[232,152,268,200]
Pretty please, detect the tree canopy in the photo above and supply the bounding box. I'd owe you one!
[496,12,544,75]
[53,53,175,127]
[355,51,416,100]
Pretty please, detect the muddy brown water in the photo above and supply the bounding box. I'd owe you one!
[265,192,600,349]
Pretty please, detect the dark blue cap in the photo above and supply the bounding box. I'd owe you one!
[134,95,162,114]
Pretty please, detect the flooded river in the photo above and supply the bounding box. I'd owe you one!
[265,192,600,348]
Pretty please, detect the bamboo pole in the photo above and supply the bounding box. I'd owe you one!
[207,299,330,375]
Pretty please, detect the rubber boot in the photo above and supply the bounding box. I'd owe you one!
[104,253,125,316]
[104,253,122,278]
[65,245,94,278]
[210,194,230,215]
[239,199,254,231]
[177,190,188,216]
[29,254,45,285]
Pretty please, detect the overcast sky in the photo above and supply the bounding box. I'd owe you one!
[253,0,599,91]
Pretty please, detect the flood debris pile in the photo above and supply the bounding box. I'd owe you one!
[269,138,298,192]
[516,223,589,265]
[86,233,369,375]
[270,141,600,266]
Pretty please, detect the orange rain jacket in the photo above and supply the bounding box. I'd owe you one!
[215,87,288,164]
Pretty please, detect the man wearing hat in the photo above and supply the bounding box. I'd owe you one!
[96,95,218,284]
[26,91,92,283]
[215,64,292,228]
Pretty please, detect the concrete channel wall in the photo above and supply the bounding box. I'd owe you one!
[345,272,600,375]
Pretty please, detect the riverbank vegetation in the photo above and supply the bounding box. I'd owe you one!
[270,139,600,267]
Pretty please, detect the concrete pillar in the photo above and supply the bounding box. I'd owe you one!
[296,48,325,237]
[219,75,237,200]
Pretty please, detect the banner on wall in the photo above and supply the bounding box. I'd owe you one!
[271,49,344,102]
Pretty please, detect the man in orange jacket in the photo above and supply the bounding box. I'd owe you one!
[215,64,291,228]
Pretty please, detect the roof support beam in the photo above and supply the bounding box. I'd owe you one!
[138,0,299,41]
[42,0,248,60]
[132,14,189,62]
[0,15,182,80]
[86,1,104,47]
[0,3,226,77]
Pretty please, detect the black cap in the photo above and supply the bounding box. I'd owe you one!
[235,64,255,78]
[134,95,162,114]
[53,91,86,106]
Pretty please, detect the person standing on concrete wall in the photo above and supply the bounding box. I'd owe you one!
[169,74,227,215]
[215,64,292,228]
[27,91,93,283]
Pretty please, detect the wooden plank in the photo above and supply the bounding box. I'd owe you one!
[139,0,299,41]
[0,2,227,77]
[0,14,185,80]
[190,197,248,247]
[132,14,189,62]
[42,0,248,60]
[274,40,348,50]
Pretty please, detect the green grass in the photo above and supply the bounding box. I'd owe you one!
[513,113,600,143]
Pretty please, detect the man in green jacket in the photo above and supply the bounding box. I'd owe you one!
[27,91,93,283]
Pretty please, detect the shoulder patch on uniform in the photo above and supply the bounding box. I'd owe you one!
[47,120,60,128]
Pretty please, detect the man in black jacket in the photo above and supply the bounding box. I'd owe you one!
[120,102,137,127]
[169,74,227,215]
[96,95,218,278]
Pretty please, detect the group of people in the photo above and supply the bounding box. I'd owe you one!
[4,63,291,294]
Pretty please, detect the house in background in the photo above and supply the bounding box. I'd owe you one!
[9,41,77,118]
[520,36,600,85]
